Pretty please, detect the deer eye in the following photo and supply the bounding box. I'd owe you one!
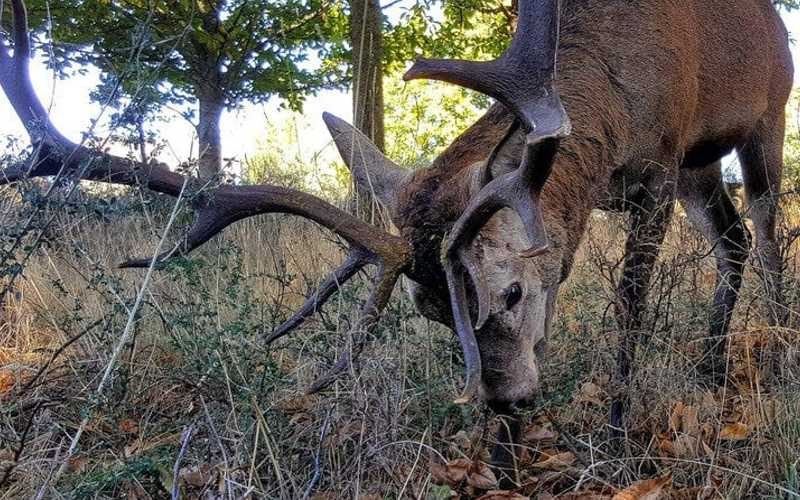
[504,282,522,310]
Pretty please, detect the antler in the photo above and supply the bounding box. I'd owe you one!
[404,0,570,400]
[0,0,412,392]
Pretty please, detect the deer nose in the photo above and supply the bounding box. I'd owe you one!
[488,393,540,415]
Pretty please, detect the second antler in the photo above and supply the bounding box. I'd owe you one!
[0,0,412,392]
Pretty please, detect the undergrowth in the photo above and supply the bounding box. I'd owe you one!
[0,181,798,499]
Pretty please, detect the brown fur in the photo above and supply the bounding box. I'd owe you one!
[392,0,792,404]
[398,0,791,289]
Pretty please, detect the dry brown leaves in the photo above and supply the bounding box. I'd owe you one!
[431,458,498,490]
[276,394,318,428]
[277,394,317,413]
[523,420,559,444]
[612,474,672,500]
[0,370,14,396]
[66,455,89,473]
[531,449,576,471]
[179,464,215,489]
[657,393,766,461]
[718,422,750,441]
[118,418,140,435]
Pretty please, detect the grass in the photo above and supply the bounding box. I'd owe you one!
[0,182,799,499]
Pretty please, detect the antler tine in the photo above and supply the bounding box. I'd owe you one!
[444,258,483,404]
[264,246,371,344]
[306,260,404,393]
[1,0,414,390]
[446,134,559,258]
[404,0,570,140]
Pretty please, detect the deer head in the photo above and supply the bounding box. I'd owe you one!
[311,0,572,405]
[0,0,570,407]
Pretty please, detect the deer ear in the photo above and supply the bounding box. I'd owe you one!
[323,112,407,210]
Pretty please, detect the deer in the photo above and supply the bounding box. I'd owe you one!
[0,0,793,487]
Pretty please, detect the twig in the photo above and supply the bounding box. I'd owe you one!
[301,408,333,500]
[200,396,231,500]
[171,423,196,500]
[0,401,42,490]
[250,396,286,499]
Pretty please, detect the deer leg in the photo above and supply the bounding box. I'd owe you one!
[678,163,749,384]
[738,113,787,327]
[609,177,675,440]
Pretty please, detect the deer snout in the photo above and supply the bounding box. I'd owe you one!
[478,346,541,405]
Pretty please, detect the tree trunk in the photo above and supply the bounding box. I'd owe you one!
[350,0,384,151]
[197,86,224,179]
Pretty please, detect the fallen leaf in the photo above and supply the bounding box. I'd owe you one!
[669,403,699,437]
[431,459,469,486]
[179,464,214,488]
[612,475,671,500]
[431,458,497,490]
[66,455,88,473]
[477,491,529,500]
[118,418,139,434]
[531,450,575,471]
[657,437,675,457]
[576,382,604,406]
[719,422,749,441]
[523,424,558,444]
[277,395,316,413]
[448,430,472,450]
[0,371,14,395]
[466,461,498,490]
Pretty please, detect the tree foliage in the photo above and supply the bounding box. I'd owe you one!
[3,0,349,175]
[15,0,347,107]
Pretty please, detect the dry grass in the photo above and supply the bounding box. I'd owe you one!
[0,185,799,499]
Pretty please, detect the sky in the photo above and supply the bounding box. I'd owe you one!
[2,9,800,173]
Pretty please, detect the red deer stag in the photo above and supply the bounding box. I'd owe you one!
[0,0,792,485]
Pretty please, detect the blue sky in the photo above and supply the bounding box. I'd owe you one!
[2,9,800,171]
